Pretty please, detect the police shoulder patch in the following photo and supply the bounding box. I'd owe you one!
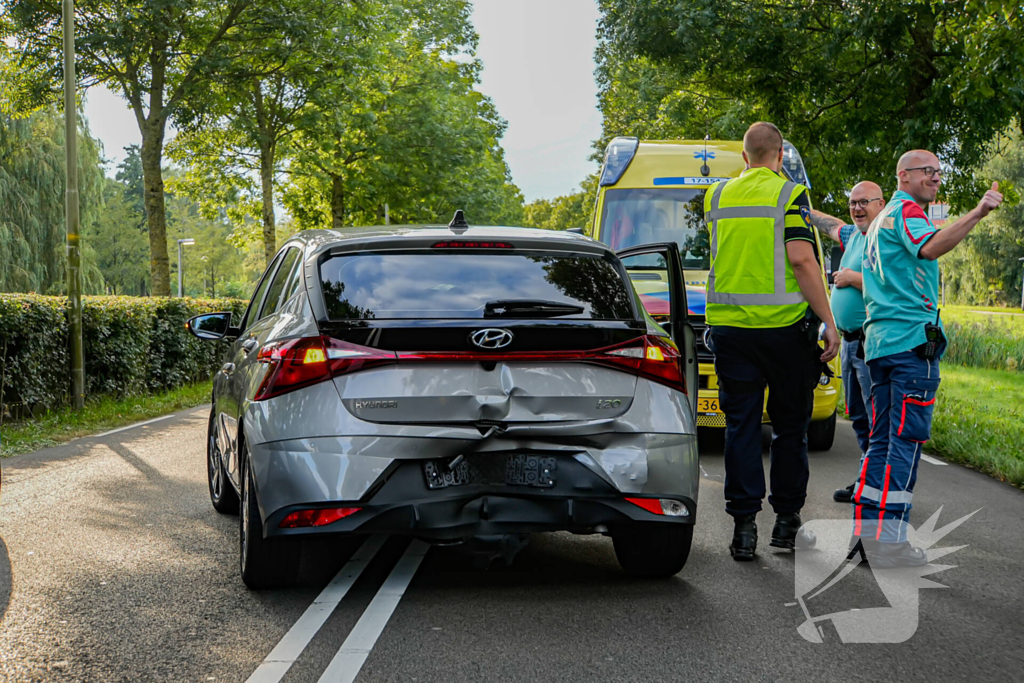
[799,204,811,226]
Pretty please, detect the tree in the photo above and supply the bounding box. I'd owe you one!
[281,0,523,229]
[5,0,271,295]
[0,106,105,293]
[522,175,599,231]
[597,0,1024,215]
[82,147,150,295]
[942,129,1024,306]
[169,0,368,266]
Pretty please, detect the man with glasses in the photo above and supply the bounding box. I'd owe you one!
[852,150,1002,567]
[807,182,886,503]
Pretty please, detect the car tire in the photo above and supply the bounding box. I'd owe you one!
[239,441,298,590]
[612,523,693,579]
[807,410,837,451]
[207,409,239,514]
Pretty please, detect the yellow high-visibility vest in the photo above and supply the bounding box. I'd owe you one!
[704,168,810,328]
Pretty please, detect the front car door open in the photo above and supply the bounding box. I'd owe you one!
[616,243,699,422]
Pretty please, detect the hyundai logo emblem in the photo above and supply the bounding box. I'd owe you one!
[470,328,514,350]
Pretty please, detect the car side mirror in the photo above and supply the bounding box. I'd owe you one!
[186,312,237,340]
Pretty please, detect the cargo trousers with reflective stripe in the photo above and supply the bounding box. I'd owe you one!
[853,351,941,543]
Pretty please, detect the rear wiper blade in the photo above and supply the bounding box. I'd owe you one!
[483,299,585,318]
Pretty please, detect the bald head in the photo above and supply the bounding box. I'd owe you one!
[897,150,940,173]
[743,122,784,168]
[896,149,942,205]
[848,181,885,230]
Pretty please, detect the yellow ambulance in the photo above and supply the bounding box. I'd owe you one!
[588,138,841,450]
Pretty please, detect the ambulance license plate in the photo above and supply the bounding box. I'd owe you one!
[697,398,721,414]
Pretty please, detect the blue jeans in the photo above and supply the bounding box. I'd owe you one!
[853,351,940,543]
[841,337,873,454]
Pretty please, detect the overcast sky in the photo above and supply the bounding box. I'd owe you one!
[82,0,602,203]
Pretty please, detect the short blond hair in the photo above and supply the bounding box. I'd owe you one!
[743,122,784,165]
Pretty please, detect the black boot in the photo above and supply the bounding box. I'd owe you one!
[867,541,929,568]
[729,514,757,561]
[771,512,816,550]
[847,536,878,563]
[833,483,855,503]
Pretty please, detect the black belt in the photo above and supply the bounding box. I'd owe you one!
[842,329,864,342]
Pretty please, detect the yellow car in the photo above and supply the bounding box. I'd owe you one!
[587,138,842,450]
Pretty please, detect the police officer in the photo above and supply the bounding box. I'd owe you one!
[855,150,1002,567]
[705,122,840,561]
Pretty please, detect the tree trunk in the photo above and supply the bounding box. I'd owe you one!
[259,145,276,266]
[331,174,345,230]
[140,122,171,296]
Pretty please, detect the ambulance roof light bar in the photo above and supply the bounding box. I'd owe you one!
[781,140,811,190]
[599,137,639,187]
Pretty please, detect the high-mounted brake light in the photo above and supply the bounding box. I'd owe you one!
[599,136,639,187]
[431,240,514,249]
[279,507,361,528]
[254,337,397,401]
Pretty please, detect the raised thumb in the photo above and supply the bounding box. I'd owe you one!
[991,181,1000,192]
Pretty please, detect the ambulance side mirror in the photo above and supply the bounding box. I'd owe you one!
[828,245,843,285]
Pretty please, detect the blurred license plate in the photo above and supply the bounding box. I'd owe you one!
[697,398,721,414]
[505,454,556,487]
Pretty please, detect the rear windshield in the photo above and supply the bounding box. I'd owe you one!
[318,251,634,320]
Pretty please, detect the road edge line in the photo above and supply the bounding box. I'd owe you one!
[316,539,430,683]
[245,534,388,683]
[95,414,175,437]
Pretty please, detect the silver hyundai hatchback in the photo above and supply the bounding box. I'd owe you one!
[187,217,700,588]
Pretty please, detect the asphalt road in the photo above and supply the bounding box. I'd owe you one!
[1,407,1022,682]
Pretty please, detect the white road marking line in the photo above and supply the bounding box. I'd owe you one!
[245,535,388,683]
[96,414,174,437]
[317,540,430,683]
[921,454,947,466]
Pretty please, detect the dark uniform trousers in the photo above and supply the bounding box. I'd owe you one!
[708,322,821,517]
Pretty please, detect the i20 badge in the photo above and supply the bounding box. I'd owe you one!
[470,328,514,350]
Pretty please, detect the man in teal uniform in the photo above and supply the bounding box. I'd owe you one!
[856,150,1002,567]
[808,182,886,501]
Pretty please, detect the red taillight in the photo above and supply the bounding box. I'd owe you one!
[598,335,687,395]
[395,335,686,395]
[278,507,361,528]
[254,337,397,401]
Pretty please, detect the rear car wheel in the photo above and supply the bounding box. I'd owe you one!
[807,410,837,451]
[240,443,298,589]
[612,524,693,578]
[207,409,239,514]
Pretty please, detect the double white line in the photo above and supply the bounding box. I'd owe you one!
[246,535,429,683]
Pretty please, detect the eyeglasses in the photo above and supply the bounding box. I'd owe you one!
[903,166,943,178]
[848,198,883,209]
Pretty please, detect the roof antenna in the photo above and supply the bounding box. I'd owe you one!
[448,209,469,233]
[700,113,711,177]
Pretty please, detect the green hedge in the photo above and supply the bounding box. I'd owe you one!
[0,294,246,417]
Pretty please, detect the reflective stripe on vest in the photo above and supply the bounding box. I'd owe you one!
[706,179,806,306]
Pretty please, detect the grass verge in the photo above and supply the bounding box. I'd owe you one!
[0,380,212,457]
[931,365,1024,488]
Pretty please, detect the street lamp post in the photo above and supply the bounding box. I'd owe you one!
[64,0,84,410]
[177,238,195,297]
